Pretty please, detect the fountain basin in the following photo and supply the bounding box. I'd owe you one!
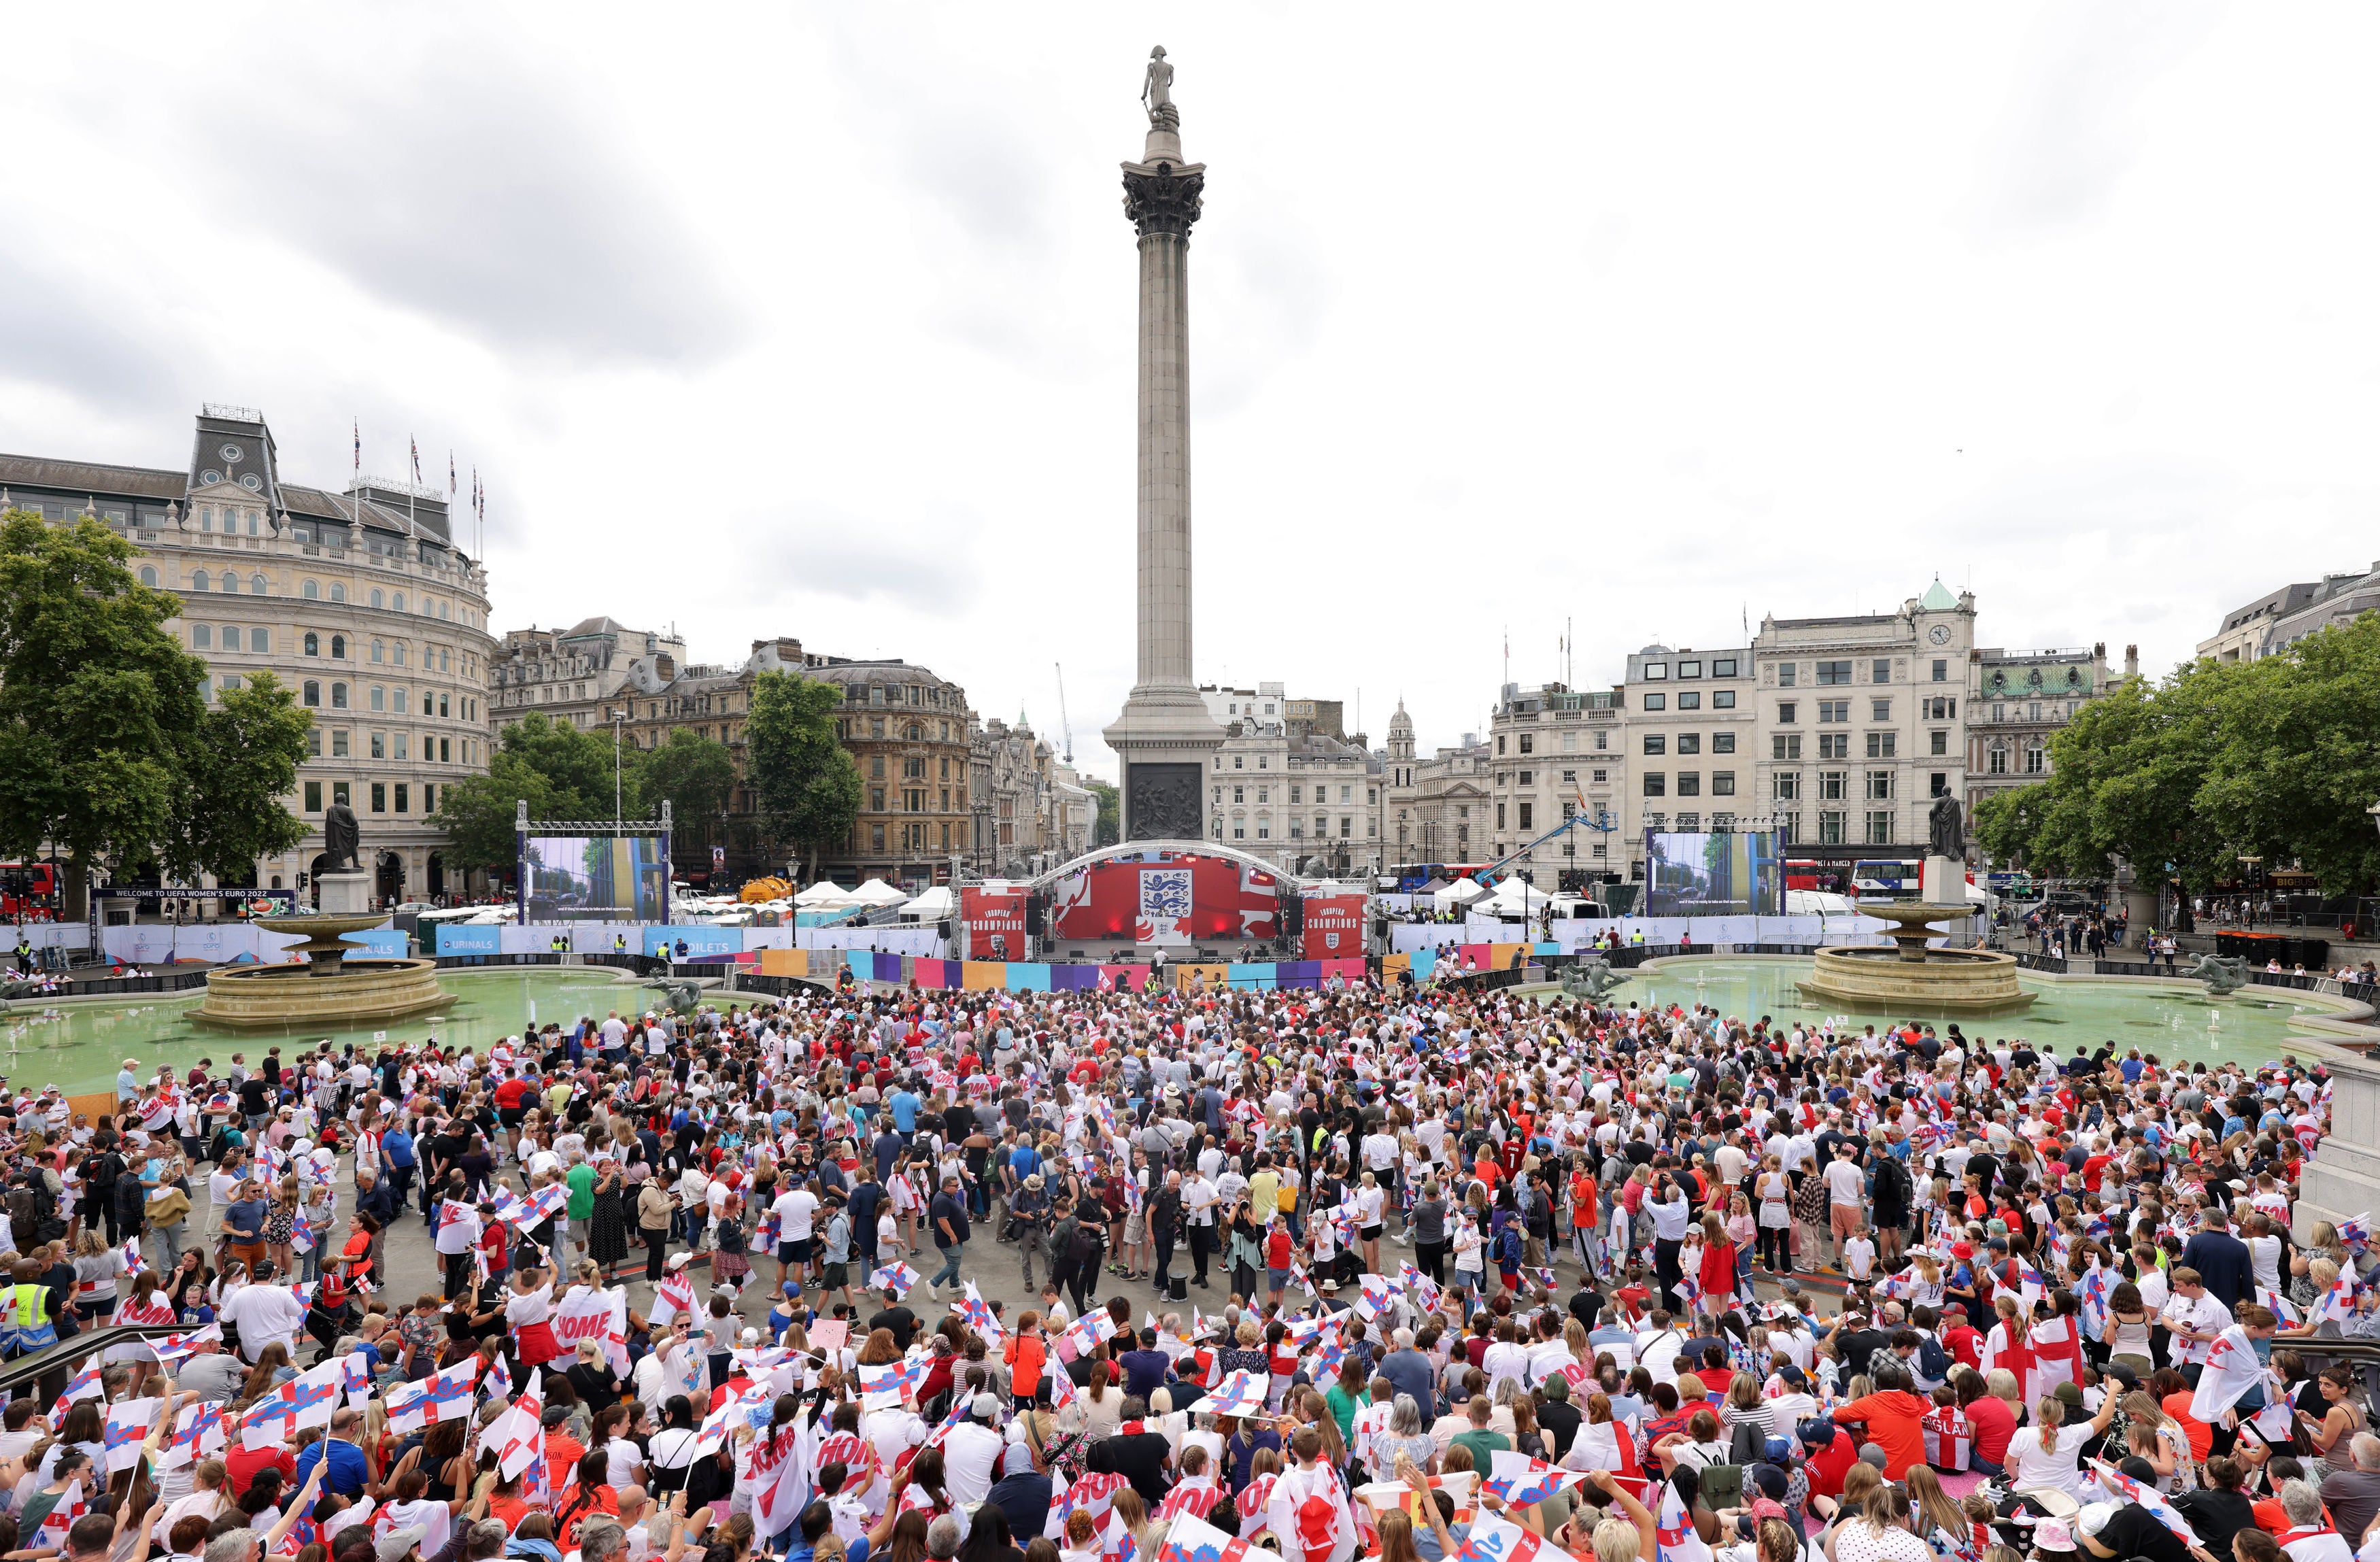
[192,957,448,1030]
[1794,898,2033,1013]
[1796,944,2035,1014]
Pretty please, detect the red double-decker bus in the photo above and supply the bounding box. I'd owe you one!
[0,862,60,921]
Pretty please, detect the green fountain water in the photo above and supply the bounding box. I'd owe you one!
[1605,960,2354,1068]
[0,968,664,1096]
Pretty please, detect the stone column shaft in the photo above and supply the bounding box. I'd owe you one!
[1137,226,1192,688]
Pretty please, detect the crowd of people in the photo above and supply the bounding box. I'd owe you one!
[0,968,2361,1562]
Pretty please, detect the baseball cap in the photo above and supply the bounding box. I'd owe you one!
[971,1393,1002,1420]
[2075,1506,2115,1540]
[377,1527,429,1562]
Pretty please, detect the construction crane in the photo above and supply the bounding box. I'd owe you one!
[1053,662,1073,764]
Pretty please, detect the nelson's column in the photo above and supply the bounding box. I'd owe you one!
[1103,45,1226,841]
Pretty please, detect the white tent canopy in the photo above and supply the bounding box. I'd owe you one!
[794,882,855,906]
[1433,878,1489,912]
[902,886,955,919]
[1481,878,1549,915]
[849,878,909,906]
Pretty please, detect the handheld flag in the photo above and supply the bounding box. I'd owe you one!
[1206,1370,1268,1420]
[2089,1461,2198,1544]
[1482,1449,1591,1508]
[870,1262,920,1299]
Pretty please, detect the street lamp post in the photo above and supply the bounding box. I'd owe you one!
[613,714,624,834]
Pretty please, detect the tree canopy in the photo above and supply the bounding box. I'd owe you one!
[1971,615,2380,897]
[428,711,643,873]
[745,670,862,879]
[0,511,309,913]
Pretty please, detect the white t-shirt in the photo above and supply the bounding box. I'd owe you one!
[2005,1422,2092,1498]
[775,1189,819,1241]
[1823,1158,1864,1206]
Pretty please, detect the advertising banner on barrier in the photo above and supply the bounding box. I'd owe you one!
[959,887,1028,961]
[641,926,742,960]
[343,926,409,959]
[1302,894,1367,960]
[435,924,502,956]
[569,924,643,955]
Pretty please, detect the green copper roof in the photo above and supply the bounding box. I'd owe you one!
[1920,577,1958,611]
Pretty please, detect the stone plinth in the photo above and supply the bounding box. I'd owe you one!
[316,871,371,915]
[1920,855,1964,907]
[2297,1052,2380,1242]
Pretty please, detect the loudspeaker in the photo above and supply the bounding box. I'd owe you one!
[1373,917,1389,941]
[1282,896,1304,936]
[1025,896,1045,935]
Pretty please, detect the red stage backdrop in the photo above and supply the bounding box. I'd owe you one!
[1050,851,1280,945]
[1302,894,1367,959]
[960,886,1029,959]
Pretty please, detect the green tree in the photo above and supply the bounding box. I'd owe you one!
[1087,778,1120,847]
[0,511,208,919]
[640,730,738,851]
[428,711,643,876]
[160,672,314,883]
[426,751,562,875]
[745,670,862,879]
[2196,614,2380,896]
[1970,783,2051,870]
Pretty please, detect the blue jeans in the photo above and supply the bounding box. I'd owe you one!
[931,1240,966,1289]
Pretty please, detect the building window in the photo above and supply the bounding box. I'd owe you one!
[1642,734,1666,756]
[872,825,886,851]
[303,781,322,812]
[191,624,212,649]
[1931,772,1950,796]
[1989,745,2007,774]
[1868,699,1889,721]
[1818,700,1848,723]
[1714,658,1737,677]
[1818,733,1849,760]
[1518,733,1533,754]
[305,728,320,758]
[1643,662,1668,681]
[1595,731,1608,749]
[1816,661,1850,685]
[393,783,409,813]
[1518,802,1534,829]
[1772,734,1801,760]
[1871,658,1890,683]
[1713,690,1735,709]
[1676,773,1701,797]
[1866,769,1893,800]
[1931,730,1948,755]
[1819,770,1846,800]
[2025,745,2045,774]
[1641,694,1665,711]
[331,730,350,758]
[303,680,320,707]
[1867,810,1893,844]
[1818,811,1845,844]
[1778,662,1798,687]
[1676,660,1701,679]
[1926,696,1956,719]
[1776,702,1797,724]
[1932,658,1948,681]
[1866,732,1897,758]
[1713,772,1735,796]
[139,565,158,587]
[1676,734,1701,756]
[370,782,386,813]
[1710,732,1735,755]
[1678,691,1701,710]
[1642,773,1665,797]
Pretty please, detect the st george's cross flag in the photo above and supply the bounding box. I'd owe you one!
[2090,1461,2198,1544]
[1655,1473,1714,1562]
[1205,1370,1269,1420]
[2190,1325,2271,1423]
[1450,1510,1550,1562]
[1482,1450,1591,1508]
[1155,1510,1261,1562]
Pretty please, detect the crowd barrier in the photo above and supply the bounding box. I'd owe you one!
[1,925,89,952]
[428,922,951,961]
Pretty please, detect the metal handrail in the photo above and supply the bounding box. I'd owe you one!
[0,1324,190,1399]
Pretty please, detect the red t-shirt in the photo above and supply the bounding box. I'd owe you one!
[1266,1230,1294,1268]
[227,1442,296,1498]
[494,1078,530,1111]
[1965,1393,2016,1464]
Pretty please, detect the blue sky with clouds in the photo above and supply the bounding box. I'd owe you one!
[3,4,2375,772]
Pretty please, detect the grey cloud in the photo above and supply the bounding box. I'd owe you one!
[180,61,745,367]
[742,501,984,608]
[1971,1,2220,237]
[0,252,199,420]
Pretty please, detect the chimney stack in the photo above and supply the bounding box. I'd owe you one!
[2123,644,2139,681]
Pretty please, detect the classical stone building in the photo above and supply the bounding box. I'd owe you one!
[1965,643,2128,820]
[1382,701,1493,872]
[972,716,1095,878]
[1484,683,1627,887]
[1749,579,1975,879]
[0,405,498,904]
[1611,649,1756,881]
[2198,562,2380,663]
[492,619,685,736]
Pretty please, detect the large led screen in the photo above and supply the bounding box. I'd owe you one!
[1643,832,1781,917]
[520,834,671,922]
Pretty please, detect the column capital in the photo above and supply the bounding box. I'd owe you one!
[1122,161,1204,239]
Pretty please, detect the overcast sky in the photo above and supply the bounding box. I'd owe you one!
[5,4,2376,776]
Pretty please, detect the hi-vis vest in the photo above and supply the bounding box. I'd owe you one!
[2,1282,56,1353]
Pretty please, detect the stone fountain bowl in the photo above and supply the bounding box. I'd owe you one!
[194,913,445,1030]
[1797,897,2033,1013]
